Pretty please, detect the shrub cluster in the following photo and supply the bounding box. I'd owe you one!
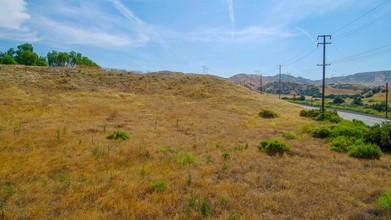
[259,109,278,119]
[257,139,290,155]
[299,109,341,123]
[309,119,390,160]
[376,188,391,213]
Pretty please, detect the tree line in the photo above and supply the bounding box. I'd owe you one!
[0,43,99,68]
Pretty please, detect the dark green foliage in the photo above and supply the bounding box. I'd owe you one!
[299,95,306,101]
[351,98,363,106]
[19,50,39,66]
[370,102,389,112]
[329,136,353,152]
[348,142,382,160]
[300,109,341,123]
[48,50,99,67]
[376,188,391,213]
[364,122,391,152]
[311,127,331,139]
[333,96,345,104]
[1,55,17,64]
[257,139,290,155]
[259,109,278,118]
[36,56,48,66]
[106,130,130,140]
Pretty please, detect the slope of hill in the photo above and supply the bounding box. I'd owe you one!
[229,70,391,88]
[1,65,390,219]
[314,70,391,87]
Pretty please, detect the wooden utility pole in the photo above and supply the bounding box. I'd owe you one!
[278,65,282,99]
[259,74,263,94]
[317,35,331,116]
[386,82,389,118]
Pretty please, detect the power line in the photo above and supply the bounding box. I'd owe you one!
[331,43,391,64]
[334,10,391,41]
[332,0,390,34]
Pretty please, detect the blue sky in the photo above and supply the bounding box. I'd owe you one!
[0,0,390,79]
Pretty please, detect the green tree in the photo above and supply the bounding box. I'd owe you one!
[47,50,59,67]
[36,56,48,66]
[1,54,17,64]
[333,96,345,104]
[19,50,39,66]
[57,52,69,67]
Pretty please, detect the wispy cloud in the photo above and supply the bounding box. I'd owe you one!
[109,0,145,25]
[226,0,235,39]
[0,0,30,30]
[295,27,317,44]
[0,0,38,41]
[184,26,294,44]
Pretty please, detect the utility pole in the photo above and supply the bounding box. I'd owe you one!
[278,65,282,99]
[260,74,263,94]
[202,66,208,74]
[386,82,389,119]
[317,35,331,116]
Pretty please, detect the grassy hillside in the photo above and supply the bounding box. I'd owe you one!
[0,65,390,219]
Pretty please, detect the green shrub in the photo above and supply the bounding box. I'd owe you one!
[178,152,196,165]
[299,109,321,118]
[106,130,130,140]
[329,136,353,152]
[257,139,290,155]
[311,127,331,139]
[282,132,297,140]
[300,109,341,123]
[331,125,363,139]
[151,180,167,191]
[376,188,391,213]
[364,122,391,152]
[259,109,278,119]
[348,143,383,160]
[315,110,342,123]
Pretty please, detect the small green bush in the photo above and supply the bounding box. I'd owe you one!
[311,127,331,139]
[329,136,353,152]
[106,130,130,140]
[348,143,383,160]
[282,132,297,140]
[222,151,230,159]
[178,152,196,165]
[376,188,391,213]
[258,139,290,155]
[151,180,167,191]
[259,109,278,119]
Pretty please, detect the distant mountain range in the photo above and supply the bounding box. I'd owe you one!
[228,70,391,88]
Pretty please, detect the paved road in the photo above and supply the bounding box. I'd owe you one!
[301,105,390,126]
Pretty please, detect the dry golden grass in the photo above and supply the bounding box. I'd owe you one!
[1,65,391,219]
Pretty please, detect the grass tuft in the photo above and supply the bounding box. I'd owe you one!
[106,130,130,140]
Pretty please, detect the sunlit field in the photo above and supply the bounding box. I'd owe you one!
[1,65,390,219]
